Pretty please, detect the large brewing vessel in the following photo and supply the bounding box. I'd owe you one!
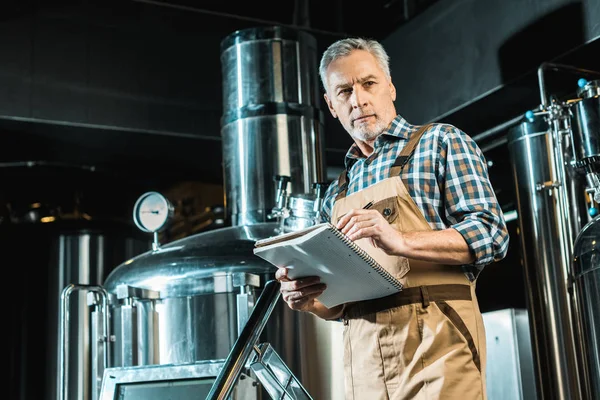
[78,26,344,400]
[507,118,586,399]
[572,216,600,397]
[220,26,325,225]
[507,67,600,399]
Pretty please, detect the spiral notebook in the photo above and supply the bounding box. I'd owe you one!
[253,222,403,308]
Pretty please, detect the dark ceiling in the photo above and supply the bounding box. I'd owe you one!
[126,0,441,41]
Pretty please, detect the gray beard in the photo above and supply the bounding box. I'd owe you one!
[350,118,388,142]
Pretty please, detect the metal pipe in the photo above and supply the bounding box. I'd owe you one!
[206,279,282,400]
[471,108,548,146]
[550,114,584,399]
[471,115,523,144]
[58,284,109,400]
[537,62,600,108]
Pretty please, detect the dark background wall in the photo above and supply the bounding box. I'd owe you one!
[387,0,600,126]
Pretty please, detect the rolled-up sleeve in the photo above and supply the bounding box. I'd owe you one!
[440,126,509,267]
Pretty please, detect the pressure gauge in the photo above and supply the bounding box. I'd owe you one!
[133,191,174,233]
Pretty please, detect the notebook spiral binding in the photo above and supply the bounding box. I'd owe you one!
[328,224,403,290]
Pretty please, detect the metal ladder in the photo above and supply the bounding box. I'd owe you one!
[206,279,314,400]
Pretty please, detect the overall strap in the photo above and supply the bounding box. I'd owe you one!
[389,124,432,177]
[335,169,348,202]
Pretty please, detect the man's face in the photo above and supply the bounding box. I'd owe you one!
[323,50,397,143]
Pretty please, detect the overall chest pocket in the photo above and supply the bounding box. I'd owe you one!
[371,196,399,224]
[368,196,410,279]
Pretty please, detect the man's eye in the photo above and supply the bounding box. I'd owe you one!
[365,81,375,87]
[339,88,351,95]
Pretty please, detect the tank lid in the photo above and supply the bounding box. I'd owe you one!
[577,79,600,99]
[103,223,281,297]
[507,118,549,143]
[573,216,600,276]
[220,26,316,53]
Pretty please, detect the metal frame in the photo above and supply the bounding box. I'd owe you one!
[98,360,225,400]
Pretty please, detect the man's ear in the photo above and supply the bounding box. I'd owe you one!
[389,81,396,102]
[324,93,338,118]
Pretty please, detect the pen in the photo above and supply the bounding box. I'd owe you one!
[339,201,374,220]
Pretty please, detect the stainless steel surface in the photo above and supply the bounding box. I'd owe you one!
[220,26,326,225]
[58,285,109,400]
[207,279,281,400]
[34,223,149,400]
[101,222,345,398]
[577,79,600,99]
[572,217,600,399]
[483,309,537,400]
[283,194,320,232]
[250,343,313,400]
[507,119,586,400]
[570,82,600,165]
[103,223,279,366]
[4,218,148,400]
[99,360,257,400]
[103,223,279,296]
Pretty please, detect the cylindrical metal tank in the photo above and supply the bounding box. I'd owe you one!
[220,26,326,226]
[507,118,588,399]
[570,80,600,167]
[101,222,344,398]
[7,218,149,400]
[572,216,600,399]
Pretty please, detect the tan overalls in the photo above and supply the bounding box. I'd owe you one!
[330,126,487,400]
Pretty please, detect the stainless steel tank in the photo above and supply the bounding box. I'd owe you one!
[507,118,588,399]
[102,223,279,366]
[220,26,325,226]
[570,80,600,167]
[572,216,600,399]
[91,26,344,400]
[570,79,600,208]
[569,78,600,400]
[6,216,149,400]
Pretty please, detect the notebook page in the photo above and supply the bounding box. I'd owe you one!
[254,224,401,307]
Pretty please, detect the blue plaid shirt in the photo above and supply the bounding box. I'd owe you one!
[322,115,509,268]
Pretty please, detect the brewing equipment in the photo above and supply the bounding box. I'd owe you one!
[572,216,600,397]
[3,171,150,400]
[59,26,345,400]
[220,26,325,226]
[507,63,600,400]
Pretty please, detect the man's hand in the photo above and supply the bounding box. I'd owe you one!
[336,208,475,264]
[336,209,403,255]
[275,268,326,312]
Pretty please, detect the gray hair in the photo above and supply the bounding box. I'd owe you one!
[319,37,391,93]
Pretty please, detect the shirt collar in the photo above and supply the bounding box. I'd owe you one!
[342,115,418,170]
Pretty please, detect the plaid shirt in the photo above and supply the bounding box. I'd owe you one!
[322,115,509,269]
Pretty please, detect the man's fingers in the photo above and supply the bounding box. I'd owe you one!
[347,226,377,241]
[282,283,327,301]
[275,267,289,281]
[337,209,380,232]
[286,291,324,310]
[280,276,322,292]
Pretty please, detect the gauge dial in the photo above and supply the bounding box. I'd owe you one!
[133,192,173,233]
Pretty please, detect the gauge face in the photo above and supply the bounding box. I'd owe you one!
[133,192,173,233]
